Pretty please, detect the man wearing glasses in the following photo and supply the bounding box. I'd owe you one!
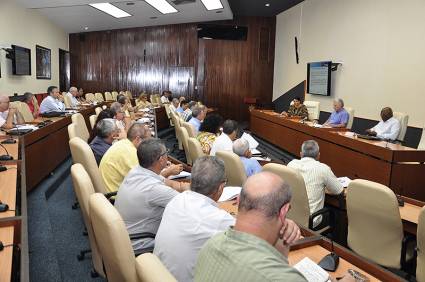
[0,95,24,129]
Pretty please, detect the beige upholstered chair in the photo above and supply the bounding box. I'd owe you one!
[85,93,95,102]
[68,123,79,140]
[164,104,173,126]
[112,91,119,101]
[418,206,425,282]
[393,112,409,142]
[104,92,113,101]
[95,107,102,116]
[71,113,90,143]
[418,126,425,150]
[95,93,104,102]
[125,91,133,100]
[216,151,247,187]
[71,164,105,278]
[188,138,205,164]
[69,137,108,194]
[15,102,34,122]
[182,122,196,138]
[304,101,320,121]
[32,96,40,114]
[170,112,183,150]
[345,107,355,129]
[63,94,72,108]
[135,253,177,282]
[89,114,97,130]
[262,163,312,228]
[179,126,192,165]
[89,193,138,282]
[346,179,410,269]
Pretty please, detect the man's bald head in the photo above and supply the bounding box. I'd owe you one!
[380,107,393,122]
[238,172,292,219]
[0,96,10,112]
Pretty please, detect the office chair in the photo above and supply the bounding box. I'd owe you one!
[104,92,113,101]
[136,253,177,282]
[216,151,247,187]
[393,112,409,142]
[71,113,90,143]
[179,126,192,165]
[112,91,119,101]
[85,93,95,102]
[95,93,104,102]
[304,101,320,121]
[345,107,355,130]
[182,122,196,138]
[89,114,97,130]
[188,138,206,164]
[63,94,72,108]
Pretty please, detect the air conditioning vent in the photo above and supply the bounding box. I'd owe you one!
[171,0,196,5]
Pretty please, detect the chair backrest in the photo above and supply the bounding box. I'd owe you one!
[15,102,34,122]
[71,164,105,277]
[69,137,107,194]
[418,126,425,150]
[125,91,133,100]
[136,253,177,282]
[95,93,104,102]
[71,113,90,142]
[262,163,310,227]
[63,93,72,108]
[346,179,403,268]
[304,101,320,120]
[95,107,102,116]
[85,93,95,102]
[393,112,409,142]
[112,91,119,101]
[179,126,192,165]
[105,92,113,101]
[345,107,354,129]
[215,151,247,187]
[89,193,137,282]
[418,206,425,282]
[188,138,205,164]
[32,96,40,114]
[68,123,79,140]
[89,114,97,129]
[170,113,182,150]
[182,122,196,138]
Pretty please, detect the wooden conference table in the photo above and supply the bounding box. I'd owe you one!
[250,109,425,201]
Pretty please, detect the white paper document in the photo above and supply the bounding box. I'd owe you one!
[168,171,191,180]
[293,257,330,282]
[218,186,242,202]
[253,156,271,161]
[137,117,151,124]
[338,177,352,188]
[251,148,261,155]
[313,123,323,128]
[241,132,259,149]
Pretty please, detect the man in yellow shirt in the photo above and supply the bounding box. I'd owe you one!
[99,123,183,193]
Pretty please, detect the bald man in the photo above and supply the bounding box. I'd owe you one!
[66,86,80,108]
[366,107,400,141]
[0,96,25,129]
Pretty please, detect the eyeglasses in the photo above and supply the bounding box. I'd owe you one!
[158,149,170,159]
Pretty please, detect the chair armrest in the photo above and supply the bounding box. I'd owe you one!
[129,232,156,240]
[309,207,331,231]
[401,234,416,268]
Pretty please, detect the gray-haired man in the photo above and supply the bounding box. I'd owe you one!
[89,118,119,165]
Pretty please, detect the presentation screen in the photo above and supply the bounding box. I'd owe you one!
[307,61,331,96]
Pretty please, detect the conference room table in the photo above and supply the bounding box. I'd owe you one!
[250,109,425,201]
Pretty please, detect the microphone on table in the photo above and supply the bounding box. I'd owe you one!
[318,237,339,272]
[0,143,13,161]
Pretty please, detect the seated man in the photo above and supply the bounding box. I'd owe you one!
[66,86,80,108]
[39,86,66,114]
[77,88,86,102]
[114,138,189,252]
[160,90,171,104]
[324,99,349,128]
[188,105,206,135]
[194,172,305,282]
[100,123,182,193]
[155,158,301,282]
[0,96,25,129]
[288,140,343,227]
[280,97,308,119]
[135,93,151,109]
[210,119,238,156]
[366,107,400,141]
[232,138,262,177]
[181,101,196,122]
[118,95,135,118]
[23,92,39,118]
[110,102,131,137]
[89,118,119,165]
[176,100,186,114]
[169,98,179,112]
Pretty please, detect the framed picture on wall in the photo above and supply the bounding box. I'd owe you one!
[36,45,51,79]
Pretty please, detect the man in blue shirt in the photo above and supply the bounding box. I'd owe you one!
[324,98,349,128]
[232,138,262,177]
[39,86,65,114]
[89,118,119,165]
[176,100,186,114]
[188,105,206,135]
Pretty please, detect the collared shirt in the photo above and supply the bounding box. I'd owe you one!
[89,136,112,165]
[240,156,262,177]
[99,139,138,193]
[210,133,233,156]
[0,111,9,128]
[197,131,217,154]
[115,166,178,252]
[176,106,184,113]
[194,228,307,282]
[39,95,65,113]
[328,108,349,126]
[371,117,400,140]
[154,191,235,282]
[115,119,125,130]
[288,104,308,119]
[288,157,343,226]
[66,92,80,108]
[160,96,169,103]
[188,117,202,135]
[181,109,192,121]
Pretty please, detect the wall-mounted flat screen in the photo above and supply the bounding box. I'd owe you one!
[12,45,31,75]
[307,61,331,96]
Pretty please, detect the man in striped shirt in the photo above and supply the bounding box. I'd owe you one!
[288,140,343,227]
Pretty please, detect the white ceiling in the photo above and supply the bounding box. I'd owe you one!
[15,0,233,33]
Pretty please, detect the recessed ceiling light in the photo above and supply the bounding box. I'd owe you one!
[89,3,132,18]
[145,0,178,14]
[84,27,89,30]
[200,0,223,11]
[265,3,270,7]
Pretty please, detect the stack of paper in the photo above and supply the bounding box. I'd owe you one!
[293,257,330,282]
[338,177,352,188]
[313,124,323,128]
[168,171,191,180]
[218,186,242,202]
[241,132,259,149]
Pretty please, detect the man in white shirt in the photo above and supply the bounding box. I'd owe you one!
[0,96,24,129]
[188,105,206,135]
[114,138,189,253]
[169,98,179,112]
[154,157,301,282]
[210,119,238,156]
[39,86,65,114]
[366,107,400,141]
[66,86,80,108]
[160,90,171,104]
[287,140,343,227]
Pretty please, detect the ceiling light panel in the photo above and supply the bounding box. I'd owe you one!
[145,0,178,14]
[89,3,132,18]
[200,0,223,11]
